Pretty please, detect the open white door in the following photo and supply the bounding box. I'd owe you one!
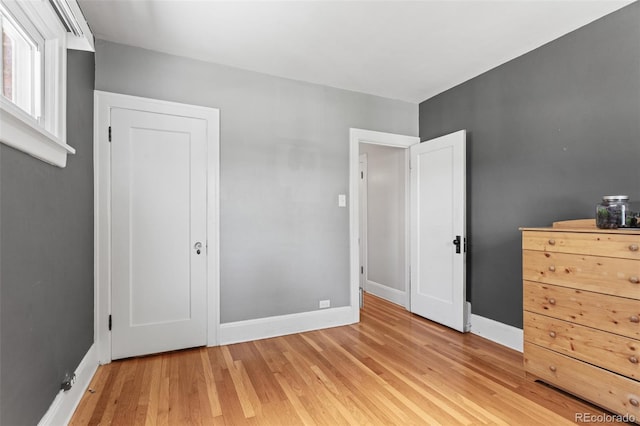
[410,130,467,332]
[111,107,208,359]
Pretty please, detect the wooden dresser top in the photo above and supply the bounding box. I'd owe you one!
[520,218,640,234]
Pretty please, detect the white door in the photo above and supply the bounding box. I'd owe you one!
[410,130,467,332]
[111,107,208,359]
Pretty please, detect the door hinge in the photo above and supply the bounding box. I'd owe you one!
[361,171,364,179]
[360,266,364,274]
[108,315,112,331]
[108,126,112,142]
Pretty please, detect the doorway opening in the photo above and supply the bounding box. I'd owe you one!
[349,129,419,320]
[359,143,409,308]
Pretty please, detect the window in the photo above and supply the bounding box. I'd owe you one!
[0,0,93,167]
[1,5,42,120]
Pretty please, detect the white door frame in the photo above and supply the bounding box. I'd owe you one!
[358,153,368,294]
[94,91,220,364]
[349,128,419,318]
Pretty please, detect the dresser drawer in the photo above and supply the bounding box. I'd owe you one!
[522,231,640,260]
[524,281,640,339]
[523,250,640,299]
[524,343,640,420]
[524,312,640,380]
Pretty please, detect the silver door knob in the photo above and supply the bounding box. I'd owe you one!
[194,242,203,255]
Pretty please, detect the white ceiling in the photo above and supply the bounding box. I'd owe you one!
[78,0,634,103]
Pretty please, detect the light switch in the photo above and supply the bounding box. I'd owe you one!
[338,194,347,207]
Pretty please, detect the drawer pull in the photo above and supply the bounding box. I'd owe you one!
[548,298,556,305]
[548,265,556,272]
[630,244,639,252]
[631,315,640,323]
[548,331,556,338]
[630,398,639,407]
[549,366,557,372]
[548,239,556,245]
[630,356,639,364]
[630,276,640,284]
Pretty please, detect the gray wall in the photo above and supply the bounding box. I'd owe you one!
[419,3,640,328]
[359,144,406,293]
[94,40,417,323]
[0,50,95,425]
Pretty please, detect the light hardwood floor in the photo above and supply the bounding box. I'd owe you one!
[70,294,625,425]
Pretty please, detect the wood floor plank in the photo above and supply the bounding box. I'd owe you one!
[70,293,627,425]
[220,346,258,419]
[198,347,223,418]
[143,355,162,426]
[156,356,170,426]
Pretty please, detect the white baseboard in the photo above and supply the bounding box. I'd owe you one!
[219,306,356,345]
[365,280,407,307]
[38,343,99,426]
[470,314,523,352]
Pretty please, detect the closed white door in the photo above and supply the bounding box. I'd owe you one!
[111,107,208,359]
[410,130,467,332]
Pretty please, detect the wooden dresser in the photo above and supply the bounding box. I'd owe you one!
[521,219,640,420]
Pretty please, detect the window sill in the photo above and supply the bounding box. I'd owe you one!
[0,102,75,167]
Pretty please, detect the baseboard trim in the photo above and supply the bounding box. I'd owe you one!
[470,314,523,352]
[365,280,406,307]
[219,306,356,345]
[38,343,99,426]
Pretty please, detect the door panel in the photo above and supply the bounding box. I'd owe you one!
[410,130,467,332]
[129,128,191,325]
[111,107,207,359]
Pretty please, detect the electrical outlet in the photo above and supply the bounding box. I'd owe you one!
[319,299,330,309]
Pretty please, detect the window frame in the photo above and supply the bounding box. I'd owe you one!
[0,0,74,167]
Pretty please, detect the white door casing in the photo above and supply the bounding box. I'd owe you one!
[410,130,467,332]
[110,108,207,359]
[94,91,220,364]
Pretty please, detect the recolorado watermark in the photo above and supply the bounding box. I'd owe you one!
[575,412,636,423]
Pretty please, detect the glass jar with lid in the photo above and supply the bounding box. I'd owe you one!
[596,195,630,229]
